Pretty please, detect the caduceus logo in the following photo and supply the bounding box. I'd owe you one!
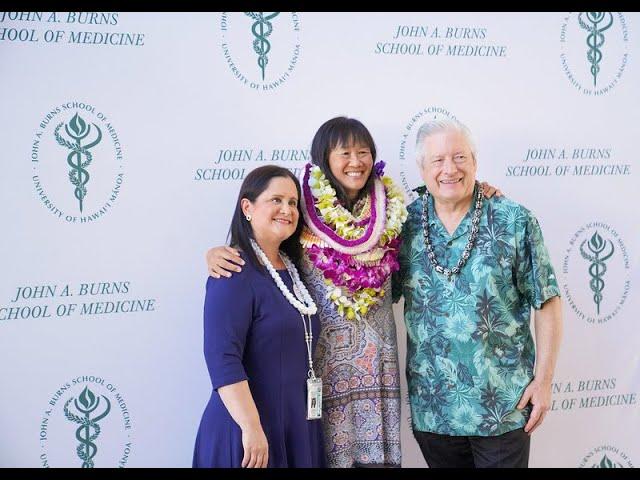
[579,231,614,315]
[593,454,623,468]
[54,112,102,213]
[578,12,614,86]
[63,386,111,468]
[245,12,280,80]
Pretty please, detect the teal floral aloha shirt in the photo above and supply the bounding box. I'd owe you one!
[392,185,561,437]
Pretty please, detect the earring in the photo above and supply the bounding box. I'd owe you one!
[245,214,252,222]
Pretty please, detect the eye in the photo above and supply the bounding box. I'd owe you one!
[289,199,298,207]
[271,198,281,203]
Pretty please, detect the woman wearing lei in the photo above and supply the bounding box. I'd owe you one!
[206,117,499,467]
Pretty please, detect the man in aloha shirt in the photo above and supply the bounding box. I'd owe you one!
[392,119,563,468]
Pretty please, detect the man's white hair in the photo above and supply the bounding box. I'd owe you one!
[415,118,477,168]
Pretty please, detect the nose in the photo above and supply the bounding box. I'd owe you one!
[442,157,457,173]
[280,202,292,215]
[348,152,363,164]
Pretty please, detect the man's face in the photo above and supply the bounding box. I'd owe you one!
[419,128,477,204]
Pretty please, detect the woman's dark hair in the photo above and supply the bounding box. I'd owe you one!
[228,165,303,271]
[310,116,377,211]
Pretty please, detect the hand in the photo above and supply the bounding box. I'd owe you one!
[206,246,244,278]
[241,425,269,468]
[480,181,503,198]
[517,378,552,435]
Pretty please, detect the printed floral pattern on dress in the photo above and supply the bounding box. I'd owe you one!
[301,254,402,467]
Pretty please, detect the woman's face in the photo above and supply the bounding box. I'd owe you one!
[242,176,299,248]
[328,141,374,201]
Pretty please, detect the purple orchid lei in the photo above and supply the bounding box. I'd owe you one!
[306,237,401,293]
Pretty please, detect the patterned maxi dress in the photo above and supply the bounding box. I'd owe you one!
[300,245,402,467]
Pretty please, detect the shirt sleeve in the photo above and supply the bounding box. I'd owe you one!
[515,209,562,309]
[202,274,253,390]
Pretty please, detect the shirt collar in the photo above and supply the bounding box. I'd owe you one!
[416,184,479,240]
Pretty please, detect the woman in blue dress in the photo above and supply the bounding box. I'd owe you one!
[193,165,325,468]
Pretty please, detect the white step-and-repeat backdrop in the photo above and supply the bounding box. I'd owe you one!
[1,12,638,468]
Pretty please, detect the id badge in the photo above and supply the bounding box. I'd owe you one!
[306,377,322,420]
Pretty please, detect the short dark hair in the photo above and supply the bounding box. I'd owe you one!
[310,116,377,210]
[228,165,303,271]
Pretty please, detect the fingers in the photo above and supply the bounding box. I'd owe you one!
[205,249,223,278]
[241,428,268,469]
[523,407,540,433]
[484,187,496,197]
[220,252,244,271]
[527,410,547,435]
[208,259,240,279]
[516,387,532,410]
[242,446,268,468]
[209,263,222,279]
[246,451,258,469]
[256,452,268,468]
[224,246,243,261]
[242,449,257,468]
[219,257,243,273]
[480,181,504,198]
[519,380,551,434]
[209,265,230,279]
[524,405,545,434]
[207,246,244,279]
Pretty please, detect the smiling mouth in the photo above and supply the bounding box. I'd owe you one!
[345,172,364,178]
[440,178,462,185]
[273,218,292,224]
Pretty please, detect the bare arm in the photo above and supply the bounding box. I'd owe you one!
[218,380,268,468]
[206,246,245,278]
[517,295,563,434]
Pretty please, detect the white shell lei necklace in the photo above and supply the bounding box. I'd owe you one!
[250,239,317,315]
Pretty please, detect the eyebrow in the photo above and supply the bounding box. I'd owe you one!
[335,144,370,150]
[270,194,298,200]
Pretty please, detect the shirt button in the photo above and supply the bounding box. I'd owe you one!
[447,241,452,246]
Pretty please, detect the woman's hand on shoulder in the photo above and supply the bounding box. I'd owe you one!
[480,181,503,199]
[206,246,245,279]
